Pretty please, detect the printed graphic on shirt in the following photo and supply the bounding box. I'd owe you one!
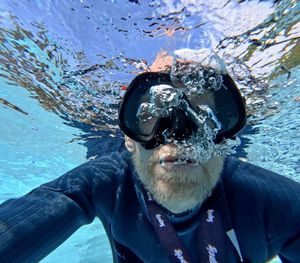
[206,209,215,223]
[155,214,166,228]
[174,249,189,263]
[207,244,218,263]
[147,191,153,201]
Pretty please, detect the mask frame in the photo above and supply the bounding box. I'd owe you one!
[119,72,246,149]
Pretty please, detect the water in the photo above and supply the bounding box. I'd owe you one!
[0,0,299,262]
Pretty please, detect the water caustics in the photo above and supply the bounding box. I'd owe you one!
[0,0,299,262]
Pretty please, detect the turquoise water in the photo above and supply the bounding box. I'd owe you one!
[0,0,299,262]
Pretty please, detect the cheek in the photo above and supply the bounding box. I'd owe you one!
[138,149,153,164]
[140,149,162,176]
[151,162,163,177]
[135,148,155,169]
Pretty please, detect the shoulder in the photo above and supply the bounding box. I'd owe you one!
[65,149,133,188]
[42,148,134,219]
[223,157,300,195]
[43,145,134,199]
[222,157,300,245]
[222,157,300,212]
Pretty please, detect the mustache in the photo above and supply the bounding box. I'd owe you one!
[150,144,198,165]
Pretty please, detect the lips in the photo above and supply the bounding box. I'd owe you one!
[159,155,196,171]
[160,155,178,163]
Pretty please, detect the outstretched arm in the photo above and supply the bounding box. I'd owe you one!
[0,183,94,262]
[0,151,124,263]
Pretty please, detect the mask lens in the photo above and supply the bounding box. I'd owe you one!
[119,73,172,142]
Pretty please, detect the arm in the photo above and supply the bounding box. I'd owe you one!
[0,152,123,263]
[0,183,94,263]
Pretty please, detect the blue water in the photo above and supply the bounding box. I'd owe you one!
[0,0,299,262]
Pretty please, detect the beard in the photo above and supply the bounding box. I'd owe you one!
[131,144,224,213]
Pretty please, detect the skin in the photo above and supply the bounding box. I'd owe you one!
[125,136,225,213]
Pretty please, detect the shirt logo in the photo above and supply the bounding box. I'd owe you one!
[174,249,189,263]
[206,209,215,223]
[207,244,218,263]
[155,214,166,228]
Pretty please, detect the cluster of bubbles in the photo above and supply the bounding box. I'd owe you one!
[137,82,222,130]
[136,84,183,120]
[174,128,241,165]
[170,48,227,96]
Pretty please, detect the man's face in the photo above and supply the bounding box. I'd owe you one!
[125,137,224,213]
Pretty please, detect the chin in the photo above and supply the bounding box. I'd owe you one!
[131,144,224,213]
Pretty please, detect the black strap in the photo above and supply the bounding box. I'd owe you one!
[142,184,229,263]
[195,186,227,262]
[143,190,193,263]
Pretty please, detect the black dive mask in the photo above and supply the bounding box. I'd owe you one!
[119,72,246,149]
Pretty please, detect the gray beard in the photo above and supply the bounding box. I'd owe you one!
[132,153,224,214]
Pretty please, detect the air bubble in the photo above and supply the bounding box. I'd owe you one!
[174,124,240,164]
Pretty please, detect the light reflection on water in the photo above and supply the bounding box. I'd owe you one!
[0,0,299,262]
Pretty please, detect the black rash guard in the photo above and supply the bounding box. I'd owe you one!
[0,149,299,263]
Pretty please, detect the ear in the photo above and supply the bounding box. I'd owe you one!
[125,136,137,153]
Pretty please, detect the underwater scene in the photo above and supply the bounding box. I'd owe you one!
[0,0,299,262]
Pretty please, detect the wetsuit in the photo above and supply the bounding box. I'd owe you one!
[0,148,300,263]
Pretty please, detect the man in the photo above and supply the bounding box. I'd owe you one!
[0,49,299,263]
